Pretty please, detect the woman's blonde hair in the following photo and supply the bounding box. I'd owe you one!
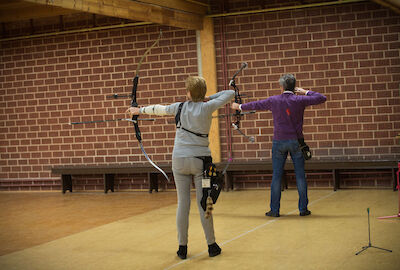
[185,76,207,102]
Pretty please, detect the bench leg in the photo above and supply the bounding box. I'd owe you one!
[333,169,340,191]
[149,173,158,193]
[62,175,72,193]
[224,172,233,191]
[104,174,114,193]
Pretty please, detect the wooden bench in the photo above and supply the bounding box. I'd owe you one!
[216,160,398,191]
[51,164,172,193]
[51,160,398,193]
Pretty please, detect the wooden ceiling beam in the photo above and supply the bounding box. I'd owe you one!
[0,4,78,22]
[22,0,204,30]
[371,0,400,14]
[134,0,209,15]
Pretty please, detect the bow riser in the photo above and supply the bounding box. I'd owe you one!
[229,63,254,143]
[131,76,139,107]
[131,75,142,142]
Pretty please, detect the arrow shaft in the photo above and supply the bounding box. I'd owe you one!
[70,118,155,125]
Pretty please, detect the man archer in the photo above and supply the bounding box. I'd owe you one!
[231,74,326,217]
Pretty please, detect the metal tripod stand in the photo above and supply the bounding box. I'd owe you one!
[355,208,392,255]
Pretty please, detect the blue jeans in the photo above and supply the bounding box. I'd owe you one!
[270,139,308,213]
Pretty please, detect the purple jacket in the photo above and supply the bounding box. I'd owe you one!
[241,91,327,140]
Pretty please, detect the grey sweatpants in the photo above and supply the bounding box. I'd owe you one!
[172,157,216,246]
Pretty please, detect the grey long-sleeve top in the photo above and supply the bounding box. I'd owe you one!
[139,90,235,158]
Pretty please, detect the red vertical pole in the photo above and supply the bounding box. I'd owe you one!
[397,161,400,215]
[378,161,400,219]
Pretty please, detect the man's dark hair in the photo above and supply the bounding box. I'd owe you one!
[279,74,296,92]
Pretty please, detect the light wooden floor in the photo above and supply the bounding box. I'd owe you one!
[0,189,399,270]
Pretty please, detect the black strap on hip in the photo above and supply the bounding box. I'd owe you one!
[195,156,214,173]
[175,102,208,138]
[196,156,223,211]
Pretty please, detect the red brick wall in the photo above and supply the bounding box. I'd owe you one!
[213,1,400,164]
[0,1,399,191]
[0,24,197,191]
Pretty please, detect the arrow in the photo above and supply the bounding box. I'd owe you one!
[70,118,155,125]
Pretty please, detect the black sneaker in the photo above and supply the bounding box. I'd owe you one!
[177,245,187,259]
[300,210,311,216]
[208,243,221,257]
[265,210,280,217]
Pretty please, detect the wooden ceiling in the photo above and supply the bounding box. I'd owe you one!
[0,0,209,30]
[0,0,399,31]
[372,0,400,14]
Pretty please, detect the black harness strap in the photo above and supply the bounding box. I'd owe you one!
[175,102,208,138]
